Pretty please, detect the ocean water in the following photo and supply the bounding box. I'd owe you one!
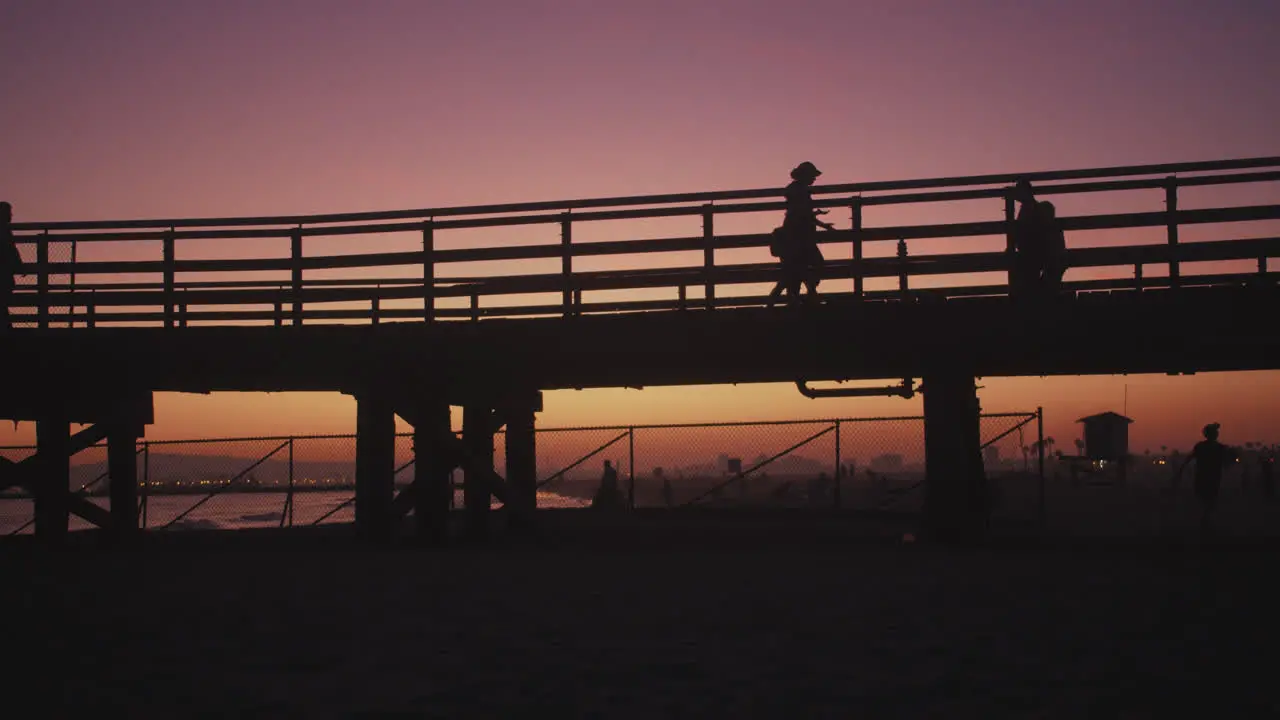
[0,489,589,535]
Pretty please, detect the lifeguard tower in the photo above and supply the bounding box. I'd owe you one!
[1072,411,1134,484]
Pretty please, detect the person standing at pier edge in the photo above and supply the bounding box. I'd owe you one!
[1032,200,1068,299]
[766,161,835,307]
[1,202,26,331]
[1008,179,1043,299]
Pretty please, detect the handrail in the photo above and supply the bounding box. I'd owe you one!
[6,157,1279,329]
[11,156,1280,232]
[12,237,1279,307]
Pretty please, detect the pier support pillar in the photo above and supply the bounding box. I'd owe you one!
[921,371,988,543]
[355,392,396,543]
[462,404,494,541]
[35,418,71,545]
[503,393,541,534]
[413,402,454,546]
[107,424,141,540]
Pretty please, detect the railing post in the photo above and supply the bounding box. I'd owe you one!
[1004,191,1016,293]
[628,426,636,510]
[897,238,909,301]
[87,290,96,329]
[702,204,715,310]
[678,285,687,310]
[833,420,842,509]
[274,292,283,327]
[37,230,49,329]
[162,228,175,328]
[1134,262,1144,292]
[291,228,303,326]
[1165,177,1180,289]
[179,291,188,328]
[850,198,864,301]
[371,287,381,326]
[470,293,479,322]
[561,213,572,316]
[69,238,78,329]
[422,219,435,323]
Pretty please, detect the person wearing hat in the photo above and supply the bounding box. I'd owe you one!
[766,161,835,307]
[0,201,26,330]
[1172,422,1239,537]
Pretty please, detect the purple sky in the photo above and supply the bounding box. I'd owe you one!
[1,0,1278,448]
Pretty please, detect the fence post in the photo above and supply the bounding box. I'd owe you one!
[561,213,573,315]
[141,442,150,530]
[833,420,842,509]
[702,204,715,310]
[850,198,864,301]
[628,427,636,509]
[162,228,175,328]
[287,438,295,527]
[1036,407,1045,530]
[37,231,49,329]
[291,228,303,326]
[422,219,435,323]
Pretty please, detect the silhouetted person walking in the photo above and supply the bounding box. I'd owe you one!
[1,202,25,330]
[767,162,835,307]
[592,460,622,510]
[1173,422,1239,537]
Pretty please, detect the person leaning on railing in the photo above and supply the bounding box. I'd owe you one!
[1,201,28,331]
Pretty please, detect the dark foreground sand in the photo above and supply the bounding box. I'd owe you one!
[5,511,1280,718]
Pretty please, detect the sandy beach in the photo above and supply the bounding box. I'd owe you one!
[5,509,1280,718]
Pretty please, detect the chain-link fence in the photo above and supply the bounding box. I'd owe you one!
[1,413,1041,536]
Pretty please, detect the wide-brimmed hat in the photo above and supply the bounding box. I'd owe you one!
[791,161,822,181]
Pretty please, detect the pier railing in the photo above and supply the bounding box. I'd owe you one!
[9,157,1280,328]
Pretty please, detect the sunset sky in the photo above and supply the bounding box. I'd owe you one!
[2,0,1278,453]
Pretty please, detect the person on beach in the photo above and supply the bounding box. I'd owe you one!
[1171,422,1239,537]
[766,161,835,307]
[1,201,26,330]
[592,460,622,510]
